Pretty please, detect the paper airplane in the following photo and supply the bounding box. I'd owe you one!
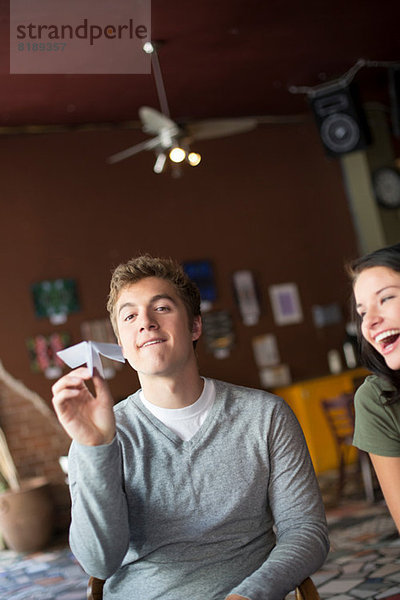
[57,341,125,378]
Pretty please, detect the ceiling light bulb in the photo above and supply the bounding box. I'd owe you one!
[143,42,155,54]
[153,153,166,173]
[188,152,201,166]
[169,147,186,163]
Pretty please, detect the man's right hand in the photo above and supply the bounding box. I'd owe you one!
[51,367,116,446]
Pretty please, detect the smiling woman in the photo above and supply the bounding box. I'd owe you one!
[355,266,400,371]
[348,242,400,531]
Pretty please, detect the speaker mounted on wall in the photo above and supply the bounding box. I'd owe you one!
[309,83,371,157]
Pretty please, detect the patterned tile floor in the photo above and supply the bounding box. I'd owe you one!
[313,468,400,600]
[314,501,400,600]
[0,470,398,599]
[0,542,87,599]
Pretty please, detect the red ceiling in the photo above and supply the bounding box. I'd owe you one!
[0,0,399,128]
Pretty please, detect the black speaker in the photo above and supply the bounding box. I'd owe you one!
[309,83,371,156]
[389,66,400,138]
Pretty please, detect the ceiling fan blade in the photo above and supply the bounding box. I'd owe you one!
[108,46,180,167]
[187,117,258,141]
[107,136,161,164]
[139,106,180,136]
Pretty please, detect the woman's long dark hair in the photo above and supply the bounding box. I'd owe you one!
[348,242,400,404]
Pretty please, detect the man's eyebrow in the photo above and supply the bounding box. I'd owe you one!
[118,301,135,316]
[150,294,177,305]
[118,294,177,316]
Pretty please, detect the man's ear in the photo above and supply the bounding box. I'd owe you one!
[191,315,202,341]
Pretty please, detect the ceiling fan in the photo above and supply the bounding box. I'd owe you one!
[107,41,258,174]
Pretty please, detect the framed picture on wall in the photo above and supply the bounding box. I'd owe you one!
[268,283,303,326]
[26,332,70,379]
[183,260,216,312]
[31,278,80,324]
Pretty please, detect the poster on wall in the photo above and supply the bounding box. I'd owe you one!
[312,303,342,328]
[183,260,216,312]
[252,334,280,368]
[268,283,303,326]
[201,310,235,359]
[232,270,261,326]
[31,278,80,324]
[26,332,70,379]
[259,364,291,389]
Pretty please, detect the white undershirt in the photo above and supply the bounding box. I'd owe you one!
[139,378,215,441]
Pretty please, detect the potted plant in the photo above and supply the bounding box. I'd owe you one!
[0,426,54,553]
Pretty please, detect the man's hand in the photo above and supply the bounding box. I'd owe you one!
[226,595,250,599]
[52,367,116,446]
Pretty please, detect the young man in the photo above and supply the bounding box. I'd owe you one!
[52,255,329,600]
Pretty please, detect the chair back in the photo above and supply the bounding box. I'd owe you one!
[295,576,321,599]
[87,575,320,600]
[321,392,355,446]
[87,576,105,600]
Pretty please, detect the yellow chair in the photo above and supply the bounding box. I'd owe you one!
[87,575,320,599]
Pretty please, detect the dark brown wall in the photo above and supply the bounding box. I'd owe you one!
[0,119,358,406]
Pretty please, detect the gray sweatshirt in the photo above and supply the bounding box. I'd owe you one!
[68,379,329,600]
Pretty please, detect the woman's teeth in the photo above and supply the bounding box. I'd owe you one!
[375,330,400,347]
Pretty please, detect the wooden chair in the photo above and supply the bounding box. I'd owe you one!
[87,575,320,599]
[87,576,104,600]
[321,392,374,503]
[295,577,321,600]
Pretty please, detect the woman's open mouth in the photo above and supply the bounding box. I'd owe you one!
[375,329,400,353]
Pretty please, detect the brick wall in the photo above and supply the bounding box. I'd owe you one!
[0,361,71,534]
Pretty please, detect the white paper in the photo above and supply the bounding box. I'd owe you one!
[57,341,125,378]
[252,334,280,368]
[259,364,291,389]
[233,270,260,326]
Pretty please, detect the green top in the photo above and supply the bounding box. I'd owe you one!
[353,374,400,456]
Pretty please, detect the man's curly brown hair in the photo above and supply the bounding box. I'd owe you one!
[107,254,201,338]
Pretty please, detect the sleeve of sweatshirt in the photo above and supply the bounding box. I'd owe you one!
[68,436,130,580]
[228,399,330,600]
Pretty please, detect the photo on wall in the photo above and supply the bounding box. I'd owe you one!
[31,278,80,324]
[268,283,303,326]
[26,332,71,379]
[183,260,217,312]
